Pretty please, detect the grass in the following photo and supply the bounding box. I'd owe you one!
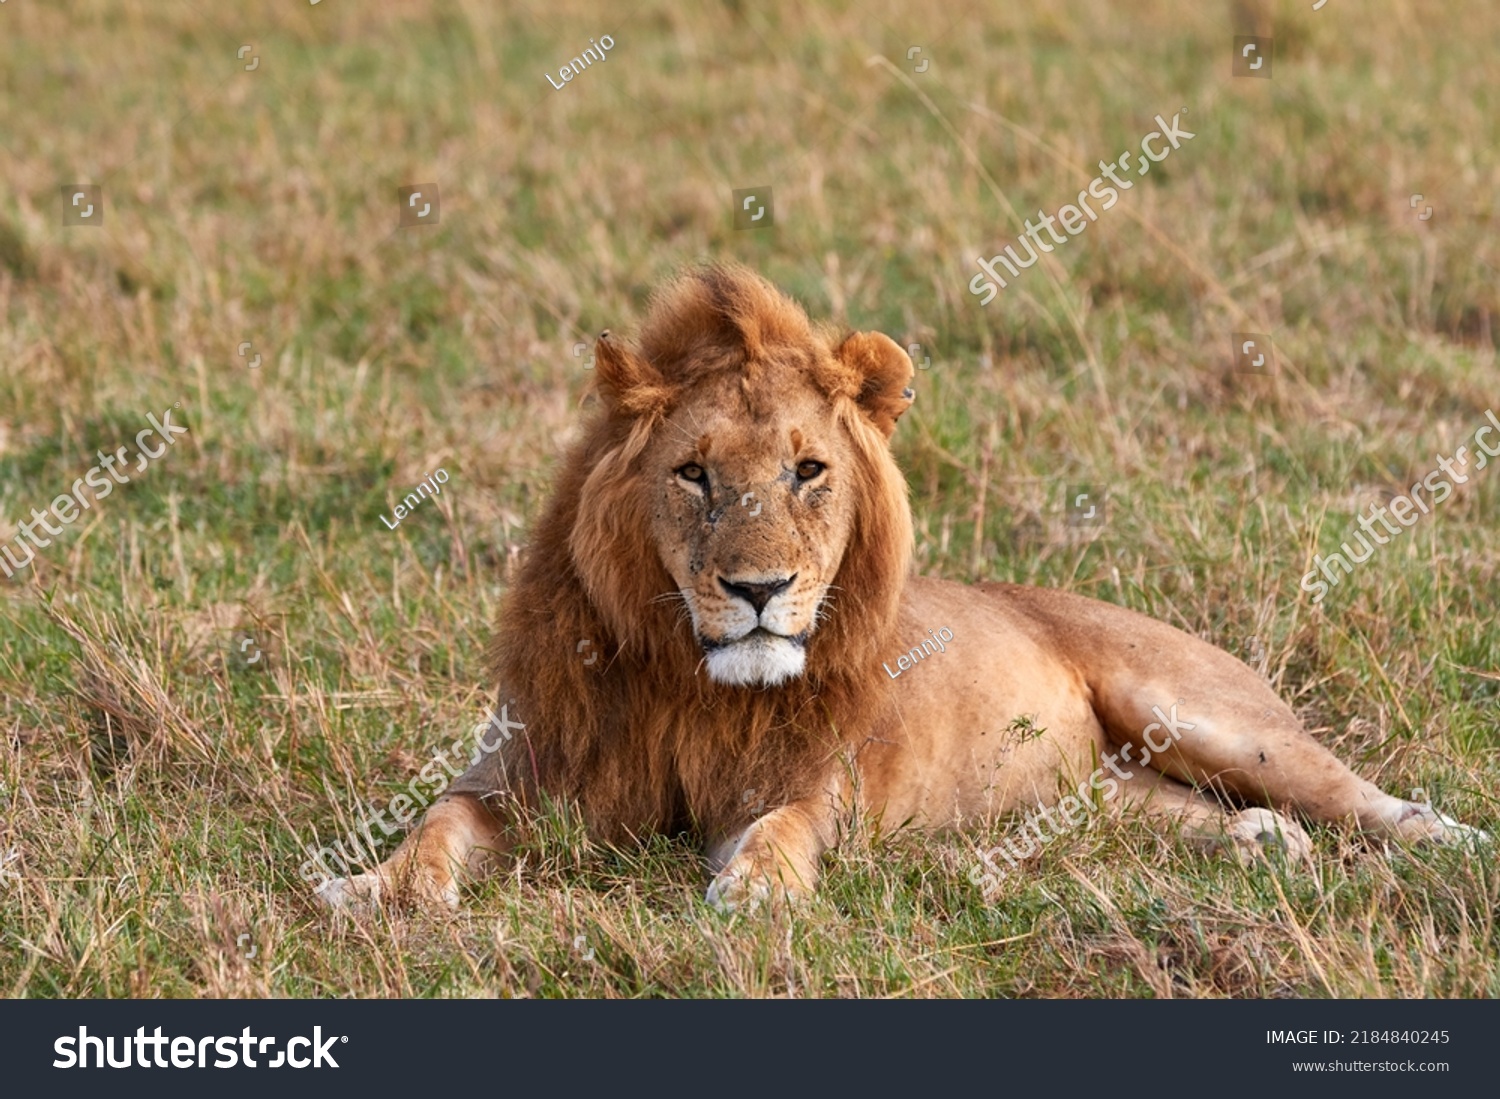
[1,0,1497,998]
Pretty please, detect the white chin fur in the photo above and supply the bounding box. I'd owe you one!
[705,634,806,686]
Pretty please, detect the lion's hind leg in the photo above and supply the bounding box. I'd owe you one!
[1108,762,1313,863]
[1007,587,1486,847]
[1082,626,1483,848]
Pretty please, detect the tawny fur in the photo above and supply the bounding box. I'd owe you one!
[316,263,1483,914]
[482,265,913,842]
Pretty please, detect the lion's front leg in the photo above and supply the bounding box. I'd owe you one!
[316,794,509,913]
[705,797,843,913]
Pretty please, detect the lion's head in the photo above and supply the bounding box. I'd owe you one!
[487,265,917,836]
[572,265,916,687]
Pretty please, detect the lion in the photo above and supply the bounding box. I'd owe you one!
[317,263,1483,913]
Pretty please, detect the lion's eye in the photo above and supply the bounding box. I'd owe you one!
[795,460,825,481]
[676,463,707,485]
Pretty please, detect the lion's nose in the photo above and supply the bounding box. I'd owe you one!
[718,574,796,614]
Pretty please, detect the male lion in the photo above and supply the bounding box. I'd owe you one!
[318,264,1481,913]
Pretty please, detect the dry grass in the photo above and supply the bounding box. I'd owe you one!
[0,0,1497,998]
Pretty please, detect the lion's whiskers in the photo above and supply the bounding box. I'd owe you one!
[812,585,841,626]
[648,588,697,630]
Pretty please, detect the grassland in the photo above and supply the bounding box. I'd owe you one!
[0,0,1497,998]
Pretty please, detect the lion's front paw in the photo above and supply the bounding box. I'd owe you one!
[705,859,782,914]
[315,872,385,914]
[1222,808,1313,864]
[1393,802,1490,847]
[314,868,461,914]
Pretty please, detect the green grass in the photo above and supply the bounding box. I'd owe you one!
[1,0,1497,998]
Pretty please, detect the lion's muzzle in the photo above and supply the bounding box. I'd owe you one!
[695,572,814,686]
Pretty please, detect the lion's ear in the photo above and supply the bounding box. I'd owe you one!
[834,331,915,438]
[592,330,672,415]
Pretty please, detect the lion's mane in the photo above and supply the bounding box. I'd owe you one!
[485,265,913,842]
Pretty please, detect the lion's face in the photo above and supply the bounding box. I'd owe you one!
[646,370,860,687]
[572,267,917,691]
